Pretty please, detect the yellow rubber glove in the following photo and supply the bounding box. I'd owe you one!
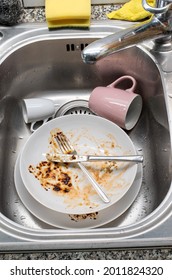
[107,0,155,21]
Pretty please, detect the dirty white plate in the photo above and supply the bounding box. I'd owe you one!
[15,155,143,229]
[20,115,138,215]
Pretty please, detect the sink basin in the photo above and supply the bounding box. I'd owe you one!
[0,21,172,251]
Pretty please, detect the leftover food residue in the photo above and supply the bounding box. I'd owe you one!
[69,212,99,222]
[28,128,128,211]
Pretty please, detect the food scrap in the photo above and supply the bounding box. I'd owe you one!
[28,161,74,194]
[69,212,98,222]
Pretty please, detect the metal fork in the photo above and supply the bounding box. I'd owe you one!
[55,131,110,203]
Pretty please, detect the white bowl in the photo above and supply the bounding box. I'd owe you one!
[20,115,138,215]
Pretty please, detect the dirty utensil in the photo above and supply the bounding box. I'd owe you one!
[46,153,143,163]
[54,131,110,203]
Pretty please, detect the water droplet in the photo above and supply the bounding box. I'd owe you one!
[19,136,24,139]
[20,216,26,220]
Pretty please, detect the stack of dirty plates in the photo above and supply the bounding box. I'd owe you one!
[14,115,143,229]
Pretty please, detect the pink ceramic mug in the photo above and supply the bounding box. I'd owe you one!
[89,75,142,130]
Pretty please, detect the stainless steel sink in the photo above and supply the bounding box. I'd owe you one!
[0,21,172,252]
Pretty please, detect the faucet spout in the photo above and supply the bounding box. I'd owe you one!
[81,13,171,64]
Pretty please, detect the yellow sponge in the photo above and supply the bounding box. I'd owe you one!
[45,0,91,28]
[107,0,155,22]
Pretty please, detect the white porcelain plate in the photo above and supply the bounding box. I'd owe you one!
[15,155,143,229]
[20,115,138,214]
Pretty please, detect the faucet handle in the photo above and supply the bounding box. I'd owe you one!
[142,0,172,14]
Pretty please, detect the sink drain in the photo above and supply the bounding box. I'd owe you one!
[55,100,94,117]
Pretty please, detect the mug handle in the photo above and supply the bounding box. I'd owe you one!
[107,75,137,92]
[30,118,49,133]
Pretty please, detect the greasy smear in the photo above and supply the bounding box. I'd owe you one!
[28,161,73,194]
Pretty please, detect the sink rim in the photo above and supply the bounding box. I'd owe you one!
[0,22,172,249]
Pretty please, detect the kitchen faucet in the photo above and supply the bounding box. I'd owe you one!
[81,0,172,64]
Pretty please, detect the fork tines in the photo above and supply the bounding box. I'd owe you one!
[55,131,73,154]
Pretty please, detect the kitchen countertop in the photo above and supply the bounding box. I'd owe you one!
[1,248,172,260]
[18,5,122,23]
[0,4,172,260]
